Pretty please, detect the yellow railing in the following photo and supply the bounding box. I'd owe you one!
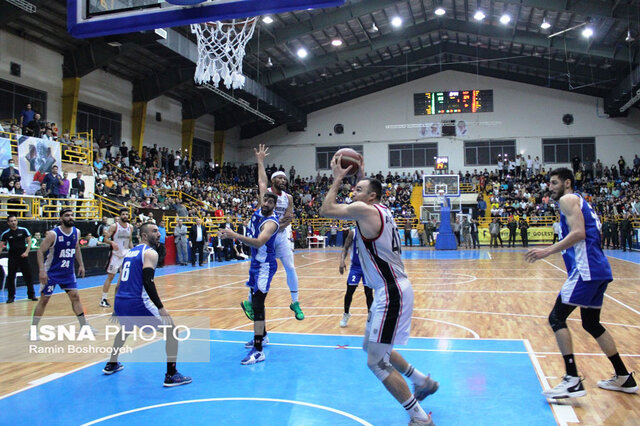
[164,216,240,235]
[0,195,99,220]
[478,216,555,227]
[94,193,131,218]
[459,182,478,193]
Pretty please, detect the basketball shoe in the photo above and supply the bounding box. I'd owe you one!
[163,372,192,387]
[543,375,586,398]
[240,300,254,321]
[102,362,124,375]
[290,301,304,320]
[597,372,638,393]
[241,348,265,365]
[340,313,351,328]
[408,413,434,426]
[414,374,439,401]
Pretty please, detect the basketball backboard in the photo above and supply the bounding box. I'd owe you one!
[422,174,460,197]
[68,0,345,38]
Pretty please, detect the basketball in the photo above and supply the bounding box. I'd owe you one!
[335,148,362,176]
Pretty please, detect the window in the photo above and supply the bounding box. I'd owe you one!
[77,102,122,142]
[542,138,595,164]
[464,140,516,166]
[388,143,437,168]
[316,145,363,170]
[0,78,47,123]
[192,138,211,161]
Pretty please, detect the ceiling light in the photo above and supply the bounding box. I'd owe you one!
[391,16,402,27]
[296,48,308,58]
[290,78,297,86]
[370,22,379,32]
[331,39,343,47]
[602,60,612,68]
[262,16,273,24]
[566,55,575,63]
[266,57,273,67]
[540,19,551,29]
[320,69,328,77]
[499,14,511,24]
[626,30,635,42]
[473,10,485,21]
[435,7,445,16]
[581,27,593,38]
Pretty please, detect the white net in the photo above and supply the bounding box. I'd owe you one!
[191,18,257,89]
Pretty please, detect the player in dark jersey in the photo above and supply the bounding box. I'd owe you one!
[102,222,192,387]
[220,191,279,365]
[339,228,373,327]
[321,154,438,426]
[526,168,637,398]
[31,208,91,338]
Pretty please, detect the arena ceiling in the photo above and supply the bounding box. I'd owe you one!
[1,0,639,139]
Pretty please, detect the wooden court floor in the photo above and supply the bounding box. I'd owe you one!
[1,248,639,425]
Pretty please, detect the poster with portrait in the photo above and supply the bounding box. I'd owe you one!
[17,136,62,195]
[0,138,12,168]
[418,122,441,138]
[455,120,469,137]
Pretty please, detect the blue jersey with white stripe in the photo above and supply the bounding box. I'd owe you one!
[351,228,361,270]
[44,227,78,284]
[249,208,279,269]
[559,194,612,281]
[115,244,154,301]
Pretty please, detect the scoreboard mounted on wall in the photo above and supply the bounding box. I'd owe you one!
[414,90,493,115]
[435,156,449,171]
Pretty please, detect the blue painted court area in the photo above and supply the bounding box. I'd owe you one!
[0,330,555,425]
[1,259,249,303]
[603,249,640,265]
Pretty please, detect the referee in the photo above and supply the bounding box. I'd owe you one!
[1,215,37,303]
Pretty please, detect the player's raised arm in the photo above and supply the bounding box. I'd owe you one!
[255,144,269,200]
[320,153,377,223]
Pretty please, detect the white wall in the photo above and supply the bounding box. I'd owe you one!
[0,30,63,121]
[230,70,640,177]
[0,30,216,154]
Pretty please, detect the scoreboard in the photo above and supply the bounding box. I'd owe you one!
[414,90,493,115]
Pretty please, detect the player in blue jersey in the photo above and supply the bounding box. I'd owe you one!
[339,227,374,327]
[220,191,279,365]
[102,222,192,387]
[526,168,637,398]
[32,208,90,337]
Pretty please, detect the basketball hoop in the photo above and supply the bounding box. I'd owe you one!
[436,189,446,207]
[191,17,257,89]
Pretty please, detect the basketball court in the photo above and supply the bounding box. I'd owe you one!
[2,248,639,425]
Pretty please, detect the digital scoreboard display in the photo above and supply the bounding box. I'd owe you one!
[414,90,493,115]
[435,156,449,170]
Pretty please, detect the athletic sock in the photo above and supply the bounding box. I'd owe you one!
[77,313,88,326]
[563,354,578,377]
[403,364,428,386]
[608,353,629,376]
[290,291,298,303]
[31,313,41,327]
[166,362,177,376]
[254,335,264,352]
[102,293,108,300]
[401,395,429,420]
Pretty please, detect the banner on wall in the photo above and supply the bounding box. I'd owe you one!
[17,136,62,195]
[0,138,12,168]
[418,123,441,138]
[478,227,555,245]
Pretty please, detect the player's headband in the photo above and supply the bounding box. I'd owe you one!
[271,171,286,180]
[59,208,73,217]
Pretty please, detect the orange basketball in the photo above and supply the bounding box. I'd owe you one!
[335,148,362,176]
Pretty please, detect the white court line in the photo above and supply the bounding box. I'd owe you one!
[28,373,64,386]
[542,259,640,317]
[524,339,577,426]
[82,397,373,426]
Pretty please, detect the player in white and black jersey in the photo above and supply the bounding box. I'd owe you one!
[241,144,304,321]
[320,154,438,426]
[100,208,133,307]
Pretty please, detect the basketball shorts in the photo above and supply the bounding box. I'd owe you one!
[365,278,413,345]
[41,278,78,296]
[106,252,125,275]
[560,270,611,308]
[347,267,367,287]
[246,260,278,293]
[274,227,294,259]
[114,297,162,329]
